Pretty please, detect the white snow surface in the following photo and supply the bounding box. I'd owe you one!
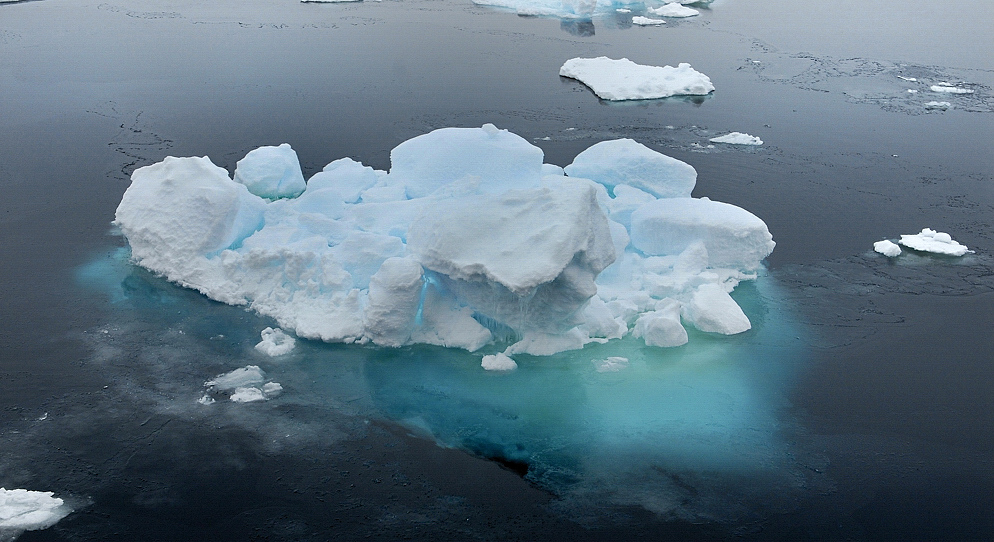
[255,327,296,356]
[710,132,763,146]
[0,488,71,532]
[647,2,699,17]
[873,240,901,257]
[631,16,666,25]
[116,124,774,356]
[898,228,971,256]
[559,57,714,101]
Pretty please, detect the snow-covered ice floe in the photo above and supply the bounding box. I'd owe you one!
[473,0,709,19]
[115,124,774,360]
[710,132,763,145]
[898,228,972,256]
[873,240,901,257]
[0,488,71,536]
[930,83,974,94]
[925,101,951,110]
[255,327,296,356]
[199,365,283,404]
[559,57,714,101]
[647,2,699,17]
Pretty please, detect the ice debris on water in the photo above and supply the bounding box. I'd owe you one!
[873,240,901,257]
[930,83,974,94]
[924,101,951,110]
[481,352,517,371]
[255,327,296,356]
[200,366,283,403]
[898,228,972,256]
[559,57,714,101]
[631,16,666,25]
[0,488,71,535]
[115,124,775,359]
[709,132,763,146]
[647,2,698,17]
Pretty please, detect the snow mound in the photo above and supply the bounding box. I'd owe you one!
[116,125,774,357]
[559,57,714,101]
[898,228,972,256]
[710,132,763,145]
[648,2,698,17]
[0,488,71,534]
[873,240,901,257]
[255,327,296,356]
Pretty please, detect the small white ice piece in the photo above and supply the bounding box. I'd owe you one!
[255,327,296,356]
[230,387,267,403]
[930,84,974,94]
[559,57,714,101]
[482,353,517,371]
[898,228,971,256]
[205,366,266,390]
[632,16,666,25]
[0,488,71,532]
[925,101,951,110]
[873,240,901,257]
[647,2,699,17]
[709,132,763,145]
[262,382,284,397]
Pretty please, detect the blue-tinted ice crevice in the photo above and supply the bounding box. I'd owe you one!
[113,124,775,360]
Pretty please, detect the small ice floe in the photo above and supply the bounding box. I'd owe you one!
[907,89,918,94]
[898,228,972,256]
[201,365,283,403]
[925,101,951,110]
[709,132,763,145]
[930,83,974,94]
[559,57,714,100]
[897,75,917,82]
[481,352,517,371]
[647,2,699,17]
[593,356,630,372]
[873,240,901,257]
[255,327,296,356]
[632,16,666,25]
[616,7,631,12]
[0,488,71,535]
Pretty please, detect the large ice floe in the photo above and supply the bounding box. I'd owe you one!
[559,57,714,101]
[0,488,71,538]
[115,124,774,359]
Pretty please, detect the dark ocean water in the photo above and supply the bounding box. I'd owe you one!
[1,0,992,539]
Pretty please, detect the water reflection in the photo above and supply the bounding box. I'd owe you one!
[560,18,595,36]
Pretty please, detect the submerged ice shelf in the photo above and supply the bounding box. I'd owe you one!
[114,125,774,360]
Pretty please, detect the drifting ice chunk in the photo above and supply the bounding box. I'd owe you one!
[930,84,974,94]
[682,283,751,335]
[559,57,715,101]
[925,101,951,110]
[230,387,267,403]
[710,132,763,146]
[482,353,517,371]
[0,488,71,533]
[566,139,696,199]
[633,298,688,346]
[898,228,971,256]
[255,327,296,356]
[389,124,544,199]
[234,143,306,200]
[631,198,775,270]
[205,365,266,390]
[648,2,698,16]
[873,240,902,257]
[632,16,666,25]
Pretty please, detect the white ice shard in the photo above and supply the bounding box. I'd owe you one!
[632,16,666,25]
[648,2,698,17]
[0,488,71,533]
[559,57,714,101]
[255,327,296,356]
[710,132,763,146]
[930,83,974,94]
[115,124,774,355]
[898,228,971,256]
[873,240,901,257]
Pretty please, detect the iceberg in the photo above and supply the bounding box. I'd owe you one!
[0,488,71,535]
[710,132,763,145]
[115,124,774,357]
[898,228,972,256]
[559,57,714,101]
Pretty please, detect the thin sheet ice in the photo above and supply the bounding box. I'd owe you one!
[115,125,774,361]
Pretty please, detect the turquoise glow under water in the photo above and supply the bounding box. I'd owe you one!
[78,246,809,520]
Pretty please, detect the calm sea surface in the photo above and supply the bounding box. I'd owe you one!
[1,0,992,539]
